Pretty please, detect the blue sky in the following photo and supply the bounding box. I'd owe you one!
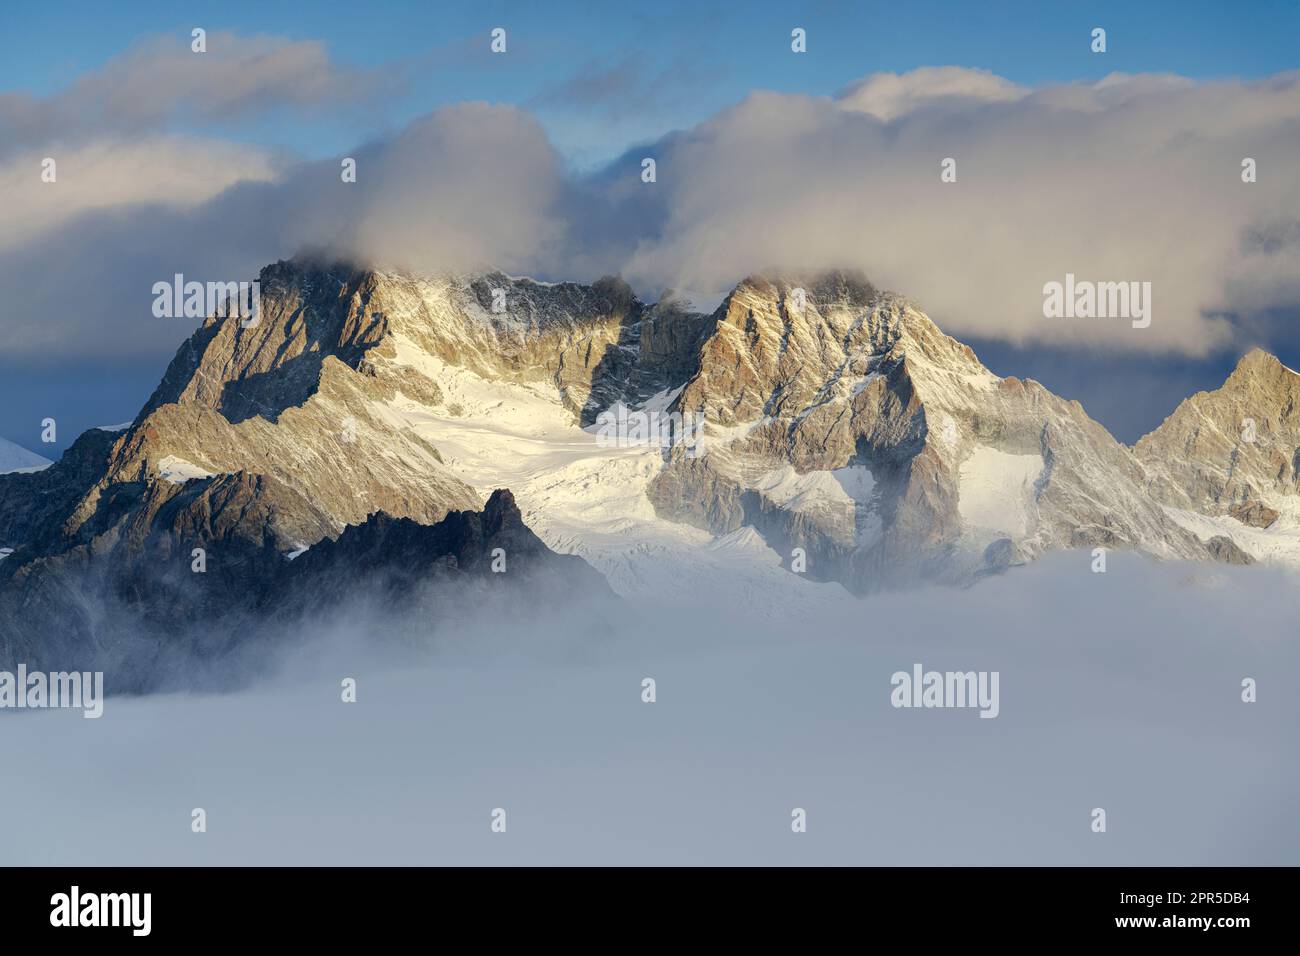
[2,1,1299,453]
[6,0,1300,166]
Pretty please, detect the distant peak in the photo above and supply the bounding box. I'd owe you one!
[1237,346,1279,368]
[1226,347,1292,385]
[0,437,53,475]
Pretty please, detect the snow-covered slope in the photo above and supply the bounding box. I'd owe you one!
[0,437,51,474]
[379,336,855,617]
[1135,349,1300,566]
[2,253,1291,680]
[644,272,1208,590]
[957,446,1044,540]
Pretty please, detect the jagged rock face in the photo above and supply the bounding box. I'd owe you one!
[121,260,480,534]
[1,467,345,677]
[0,483,609,688]
[1135,349,1300,513]
[0,259,638,680]
[118,256,698,540]
[649,272,1207,590]
[1205,535,1255,565]
[356,267,713,424]
[1,255,1288,682]
[272,489,611,617]
[1229,500,1280,529]
[0,428,116,553]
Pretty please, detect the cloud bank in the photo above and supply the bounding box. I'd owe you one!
[4,552,1296,865]
[0,31,399,152]
[4,38,1300,366]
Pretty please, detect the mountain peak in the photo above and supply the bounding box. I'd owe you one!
[1135,345,1300,516]
[1226,347,1296,386]
[730,268,880,309]
[482,488,524,533]
[3,248,1290,684]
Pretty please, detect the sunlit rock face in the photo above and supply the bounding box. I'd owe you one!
[0,256,1291,683]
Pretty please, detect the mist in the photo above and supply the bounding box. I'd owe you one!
[3,550,1295,865]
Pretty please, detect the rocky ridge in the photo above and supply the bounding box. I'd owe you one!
[1,256,1295,679]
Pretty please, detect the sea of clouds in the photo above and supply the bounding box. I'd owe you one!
[3,550,1295,865]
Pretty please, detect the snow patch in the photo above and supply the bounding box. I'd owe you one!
[0,437,52,475]
[958,446,1043,537]
[639,385,684,415]
[850,371,883,397]
[706,526,781,562]
[382,348,854,616]
[692,417,769,455]
[1164,504,1300,567]
[158,456,214,485]
[752,464,875,513]
[832,465,876,502]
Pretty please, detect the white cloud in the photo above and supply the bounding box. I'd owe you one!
[0,31,398,151]
[836,66,1029,120]
[618,68,1300,354]
[4,64,1300,361]
[336,105,566,274]
[0,138,279,253]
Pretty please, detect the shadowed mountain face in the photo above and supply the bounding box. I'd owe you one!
[270,488,611,617]
[0,478,612,691]
[0,256,1294,683]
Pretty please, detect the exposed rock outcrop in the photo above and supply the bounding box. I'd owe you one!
[2,257,1293,684]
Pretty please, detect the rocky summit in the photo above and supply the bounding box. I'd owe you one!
[2,256,1298,683]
